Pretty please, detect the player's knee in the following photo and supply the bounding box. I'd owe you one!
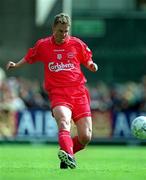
[59,117,71,130]
[79,133,92,145]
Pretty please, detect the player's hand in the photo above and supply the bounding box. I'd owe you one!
[88,62,98,72]
[6,61,16,70]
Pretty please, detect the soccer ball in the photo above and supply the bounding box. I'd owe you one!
[131,116,146,139]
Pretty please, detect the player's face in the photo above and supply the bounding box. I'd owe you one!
[53,23,70,44]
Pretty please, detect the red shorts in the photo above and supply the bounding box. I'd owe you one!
[48,85,91,122]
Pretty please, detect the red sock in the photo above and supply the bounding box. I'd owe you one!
[72,136,85,154]
[58,130,73,156]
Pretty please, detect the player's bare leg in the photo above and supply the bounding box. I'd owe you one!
[73,116,92,153]
[53,105,76,169]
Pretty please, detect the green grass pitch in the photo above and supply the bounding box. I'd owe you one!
[0,144,146,180]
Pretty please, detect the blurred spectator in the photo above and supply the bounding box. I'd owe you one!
[0,70,25,138]
[17,77,50,109]
[0,80,26,111]
[89,81,112,111]
[89,75,146,112]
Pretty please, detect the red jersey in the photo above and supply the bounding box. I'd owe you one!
[24,35,93,91]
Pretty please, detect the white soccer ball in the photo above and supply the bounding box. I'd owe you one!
[131,116,146,139]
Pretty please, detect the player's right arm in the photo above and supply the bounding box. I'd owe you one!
[6,58,26,70]
[6,38,44,70]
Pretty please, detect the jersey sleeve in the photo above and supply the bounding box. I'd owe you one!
[24,40,42,64]
[79,41,93,66]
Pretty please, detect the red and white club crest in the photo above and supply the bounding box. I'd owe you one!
[57,54,62,60]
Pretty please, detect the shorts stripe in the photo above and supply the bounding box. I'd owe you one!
[73,112,91,121]
[51,102,72,110]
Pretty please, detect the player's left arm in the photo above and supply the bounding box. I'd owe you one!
[86,60,98,72]
[80,42,98,72]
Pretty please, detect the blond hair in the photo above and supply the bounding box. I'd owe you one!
[53,13,71,26]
